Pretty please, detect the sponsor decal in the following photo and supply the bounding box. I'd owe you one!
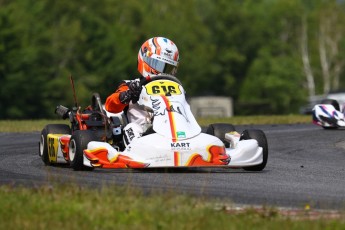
[176,131,186,138]
[155,55,175,65]
[171,142,191,151]
[163,49,173,58]
[126,128,135,141]
[147,155,171,163]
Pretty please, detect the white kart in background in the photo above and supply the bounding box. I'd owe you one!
[40,74,268,171]
[312,99,345,129]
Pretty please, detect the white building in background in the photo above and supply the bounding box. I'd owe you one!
[189,96,233,118]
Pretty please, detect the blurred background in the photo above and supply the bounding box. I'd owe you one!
[1,0,345,119]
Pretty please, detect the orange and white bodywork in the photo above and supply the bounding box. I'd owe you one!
[46,134,71,163]
[80,78,264,169]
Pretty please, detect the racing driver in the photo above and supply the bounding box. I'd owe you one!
[105,37,180,146]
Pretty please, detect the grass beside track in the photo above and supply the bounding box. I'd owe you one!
[0,184,344,230]
[0,115,311,132]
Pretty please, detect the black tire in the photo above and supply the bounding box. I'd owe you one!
[321,99,340,111]
[39,124,71,165]
[69,130,98,171]
[206,123,236,147]
[240,129,268,171]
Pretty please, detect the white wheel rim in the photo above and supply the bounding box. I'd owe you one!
[69,139,76,161]
[39,135,44,157]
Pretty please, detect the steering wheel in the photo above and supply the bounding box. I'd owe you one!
[140,74,182,86]
[91,93,106,116]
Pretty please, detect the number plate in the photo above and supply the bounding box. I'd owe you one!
[47,134,62,162]
[145,80,181,95]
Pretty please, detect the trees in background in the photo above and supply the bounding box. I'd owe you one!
[1,0,345,118]
[300,0,345,98]
[238,0,306,114]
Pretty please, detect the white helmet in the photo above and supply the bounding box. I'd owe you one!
[138,37,179,78]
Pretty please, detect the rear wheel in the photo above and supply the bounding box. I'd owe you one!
[240,129,268,171]
[206,123,236,147]
[69,130,98,171]
[39,124,71,165]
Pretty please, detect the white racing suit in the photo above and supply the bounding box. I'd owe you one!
[123,101,152,146]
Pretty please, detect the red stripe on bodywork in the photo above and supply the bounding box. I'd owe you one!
[161,95,179,166]
[161,95,176,140]
[174,152,180,166]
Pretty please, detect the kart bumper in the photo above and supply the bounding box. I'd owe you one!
[226,140,263,167]
[82,134,263,169]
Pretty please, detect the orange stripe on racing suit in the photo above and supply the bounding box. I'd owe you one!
[105,82,129,113]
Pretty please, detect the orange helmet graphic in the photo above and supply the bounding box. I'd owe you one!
[138,37,179,78]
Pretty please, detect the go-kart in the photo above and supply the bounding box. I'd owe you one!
[39,74,268,171]
[312,99,345,129]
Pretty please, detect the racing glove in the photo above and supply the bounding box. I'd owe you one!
[128,80,141,101]
[119,80,141,104]
[119,90,132,104]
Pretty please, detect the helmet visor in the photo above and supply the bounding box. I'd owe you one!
[143,56,178,75]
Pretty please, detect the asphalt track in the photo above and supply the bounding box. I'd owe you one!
[1,123,344,210]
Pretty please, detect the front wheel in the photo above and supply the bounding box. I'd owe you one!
[240,129,268,171]
[69,130,98,171]
[206,123,236,147]
[39,124,71,165]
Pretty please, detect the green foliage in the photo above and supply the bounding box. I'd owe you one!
[240,50,305,114]
[1,0,345,118]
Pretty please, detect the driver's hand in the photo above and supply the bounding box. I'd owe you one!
[119,80,141,104]
[128,80,141,102]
